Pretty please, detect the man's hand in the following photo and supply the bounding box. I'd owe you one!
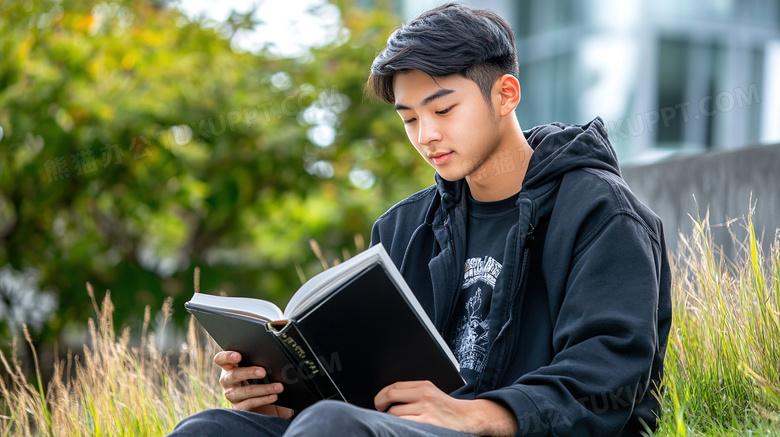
[374,381,517,436]
[215,351,294,419]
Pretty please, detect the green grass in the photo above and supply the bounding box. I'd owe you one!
[653,209,780,436]
[1,213,779,436]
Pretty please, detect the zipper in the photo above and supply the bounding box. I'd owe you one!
[440,219,463,341]
[475,216,536,392]
[525,223,536,248]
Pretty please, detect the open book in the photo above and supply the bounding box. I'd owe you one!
[185,244,465,411]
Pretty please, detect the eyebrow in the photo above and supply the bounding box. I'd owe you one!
[394,88,455,111]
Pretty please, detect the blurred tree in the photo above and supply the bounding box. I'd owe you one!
[0,0,431,350]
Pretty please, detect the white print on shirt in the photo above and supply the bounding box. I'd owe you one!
[452,287,491,372]
[462,256,502,289]
[452,256,502,372]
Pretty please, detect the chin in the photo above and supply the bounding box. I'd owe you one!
[434,169,466,182]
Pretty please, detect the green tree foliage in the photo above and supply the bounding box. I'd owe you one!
[0,0,431,347]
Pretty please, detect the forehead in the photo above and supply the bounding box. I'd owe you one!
[392,71,478,106]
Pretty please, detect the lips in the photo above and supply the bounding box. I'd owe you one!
[430,151,453,165]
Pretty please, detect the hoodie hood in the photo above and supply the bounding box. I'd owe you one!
[435,117,620,207]
[523,116,620,189]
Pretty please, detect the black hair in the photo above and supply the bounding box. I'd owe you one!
[367,2,519,104]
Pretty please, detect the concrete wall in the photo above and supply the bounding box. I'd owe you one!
[622,143,780,260]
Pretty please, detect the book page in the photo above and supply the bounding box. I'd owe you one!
[188,292,284,322]
[283,244,384,319]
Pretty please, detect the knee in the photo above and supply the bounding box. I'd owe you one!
[286,401,370,435]
[296,399,363,423]
[167,409,232,436]
[167,408,289,436]
[300,400,361,417]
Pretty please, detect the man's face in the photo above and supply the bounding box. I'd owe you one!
[393,70,502,182]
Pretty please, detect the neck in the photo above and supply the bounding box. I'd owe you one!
[466,121,533,202]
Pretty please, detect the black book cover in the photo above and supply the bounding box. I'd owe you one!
[294,263,465,409]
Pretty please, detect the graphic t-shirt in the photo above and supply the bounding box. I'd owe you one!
[447,191,519,387]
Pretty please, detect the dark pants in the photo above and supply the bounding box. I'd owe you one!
[167,400,478,437]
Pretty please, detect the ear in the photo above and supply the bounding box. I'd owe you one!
[494,74,521,117]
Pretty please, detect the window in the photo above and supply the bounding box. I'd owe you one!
[655,38,689,148]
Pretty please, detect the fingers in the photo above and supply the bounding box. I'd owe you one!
[214,350,268,390]
[220,365,268,390]
[224,381,285,411]
[383,402,418,416]
[214,351,241,370]
[375,380,437,412]
[213,350,287,412]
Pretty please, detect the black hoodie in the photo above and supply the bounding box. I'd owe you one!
[370,117,672,436]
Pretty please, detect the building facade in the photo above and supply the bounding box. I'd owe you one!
[398,0,780,164]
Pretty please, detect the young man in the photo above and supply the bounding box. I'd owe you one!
[169,3,671,436]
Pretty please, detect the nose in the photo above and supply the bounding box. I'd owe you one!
[417,117,442,145]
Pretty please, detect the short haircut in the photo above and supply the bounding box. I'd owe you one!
[367,2,519,104]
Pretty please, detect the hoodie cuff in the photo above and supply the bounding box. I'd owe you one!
[477,386,545,437]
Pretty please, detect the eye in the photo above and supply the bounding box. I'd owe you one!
[436,106,453,115]
[403,117,417,125]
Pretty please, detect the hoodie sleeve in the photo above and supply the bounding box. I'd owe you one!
[477,211,665,437]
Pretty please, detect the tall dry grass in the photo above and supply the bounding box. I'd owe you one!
[0,281,227,436]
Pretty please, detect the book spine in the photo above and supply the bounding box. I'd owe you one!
[273,323,342,402]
